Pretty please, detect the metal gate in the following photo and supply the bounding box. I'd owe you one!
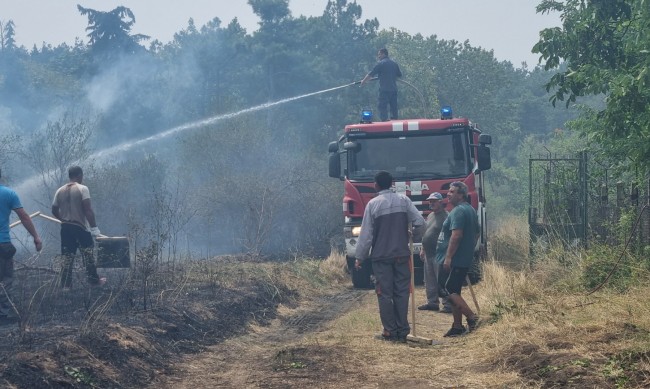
[528,151,588,254]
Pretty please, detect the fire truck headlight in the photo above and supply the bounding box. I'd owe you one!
[351,226,362,237]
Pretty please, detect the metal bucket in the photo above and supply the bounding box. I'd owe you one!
[96,236,130,268]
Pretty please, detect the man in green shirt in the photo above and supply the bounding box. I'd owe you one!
[438,181,481,337]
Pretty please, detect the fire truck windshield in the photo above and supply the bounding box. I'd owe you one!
[347,132,470,181]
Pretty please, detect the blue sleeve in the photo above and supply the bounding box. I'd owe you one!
[9,190,22,210]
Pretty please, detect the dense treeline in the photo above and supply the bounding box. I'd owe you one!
[0,1,583,258]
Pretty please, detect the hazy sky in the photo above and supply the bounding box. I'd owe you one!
[4,0,559,66]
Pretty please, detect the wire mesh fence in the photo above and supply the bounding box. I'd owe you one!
[529,151,650,254]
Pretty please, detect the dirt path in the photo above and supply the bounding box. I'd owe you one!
[151,287,372,388]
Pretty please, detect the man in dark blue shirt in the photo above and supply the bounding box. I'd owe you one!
[361,48,402,121]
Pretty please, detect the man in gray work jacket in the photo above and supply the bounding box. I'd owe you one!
[355,171,425,342]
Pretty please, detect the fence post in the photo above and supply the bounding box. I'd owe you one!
[631,182,639,206]
[645,176,650,248]
[616,181,625,207]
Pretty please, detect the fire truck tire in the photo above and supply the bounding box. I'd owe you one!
[348,256,374,289]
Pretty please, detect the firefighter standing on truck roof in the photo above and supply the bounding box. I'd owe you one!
[354,171,425,343]
[360,48,402,121]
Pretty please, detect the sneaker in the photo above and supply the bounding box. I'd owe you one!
[467,316,481,332]
[443,326,466,337]
[396,336,407,343]
[418,304,439,311]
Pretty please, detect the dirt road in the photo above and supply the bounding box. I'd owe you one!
[152,287,372,388]
[150,285,475,389]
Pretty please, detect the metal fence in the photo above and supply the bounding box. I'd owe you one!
[589,179,650,251]
[529,151,650,254]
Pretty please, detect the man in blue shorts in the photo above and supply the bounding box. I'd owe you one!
[438,181,481,337]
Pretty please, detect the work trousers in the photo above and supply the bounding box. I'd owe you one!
[0,242,16,317]
[378,90,398,121]
[60,223,100,287]
[372,256,410,338]
[423,254,452,309]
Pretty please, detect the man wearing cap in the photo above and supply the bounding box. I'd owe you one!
[418,192,452,313]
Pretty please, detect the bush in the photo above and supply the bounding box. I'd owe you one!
[580,244,635,292]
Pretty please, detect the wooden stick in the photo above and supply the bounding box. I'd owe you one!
[407,228,433,345]
[409,233,416,336]
[11,212,107,238]
[466,275,481,315]
[9,211,41,228]
[37,213,62,224]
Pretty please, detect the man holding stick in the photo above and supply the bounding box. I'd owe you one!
[0,169,42,323]
[438,181,481,337]
[355,171,425,342]
[52,166,105,288]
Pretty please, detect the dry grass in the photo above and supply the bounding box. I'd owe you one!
[301,216,650,388]
[490,215,530,270]
[8,220,649,387]
[318,248,349,284]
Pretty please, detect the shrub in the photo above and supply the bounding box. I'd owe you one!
[580,244,634,292]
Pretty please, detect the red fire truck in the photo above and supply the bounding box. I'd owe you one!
[328,107,492,288]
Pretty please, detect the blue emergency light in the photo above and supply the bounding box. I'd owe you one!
[361,109,373,123]
[441,106,453,120]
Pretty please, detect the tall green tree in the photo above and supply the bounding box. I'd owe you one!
[77,5,149,58]
[0,20,16,50]
[248,0,291,25]
[533,0,650,171]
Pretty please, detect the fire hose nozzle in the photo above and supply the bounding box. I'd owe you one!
[352,77,377,86]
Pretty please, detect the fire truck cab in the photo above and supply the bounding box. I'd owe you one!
[328,108,492,288]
